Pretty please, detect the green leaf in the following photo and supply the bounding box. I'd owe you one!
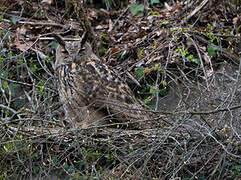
[135,66,144,79]
[143,67,150,73]
[151,0,160,5]
[144,96,151,104]
[208,45,219,57]
[45,56,50,62]
[18,58,24,64]
[138,49,143,58]
[130,3,144,17]
[30,64,37,72]
[52,156,58,165]
[8,82,20,97]
[191,58,200,64]
[149,85,156,94]
[0,14,3,21]
[49,42,59,50]
[8,50,13,57]
[186,54,200,64]
[186,54,194,61]
[10,16,19,25]
[160,80,167,87]
[154,63,159,71]
[2,81,8,90]
[129,146,134,151]
[63,162,69,170]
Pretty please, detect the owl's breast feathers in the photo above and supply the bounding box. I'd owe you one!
[53,33,154,128]
[57,55,152,127]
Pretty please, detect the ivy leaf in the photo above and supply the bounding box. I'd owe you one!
[49,42,59,50]
[151,0,160,5]
[10,16,19,25]
[149,85,156,94]
[154,63,159,71]
[0,48,7,53]
[144,96,151,104]
[192,58,200,64]
[160,80,167,87]
[208,45,219,57]
[138,49,143,59]
[130,3,144,17]
[143,67,150,73]
[129,146,134,151]
[8,83,20,97]
[135,66,144,79]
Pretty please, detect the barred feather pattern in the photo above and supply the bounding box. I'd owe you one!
[55,38,153,129]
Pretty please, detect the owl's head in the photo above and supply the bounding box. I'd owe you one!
[52,32,91,68]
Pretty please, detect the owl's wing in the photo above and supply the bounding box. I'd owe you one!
[69,57,150,124]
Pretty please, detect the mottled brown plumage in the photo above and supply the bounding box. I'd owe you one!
[53,33,153,129]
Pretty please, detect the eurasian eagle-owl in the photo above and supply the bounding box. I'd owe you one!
[53,32,152,129]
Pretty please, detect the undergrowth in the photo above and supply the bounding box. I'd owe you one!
[0,0,241,179]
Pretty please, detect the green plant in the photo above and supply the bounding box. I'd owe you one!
[135,66,145,79]
[81,147,100,162]
[207,32,220,43]
[175,45,200,64]
[0,172,9,180]
[130,0,160,16]
[148,9,160,16]
[10,16,19,24]
[134,64,168,108]
[229,164,241,177]
[98,34,110,56]
[130,3,148,17]
[207,45,220,57]
[150,0,160,5]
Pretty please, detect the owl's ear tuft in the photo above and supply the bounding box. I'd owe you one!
[51,34,66,47]
[80,32,88,48]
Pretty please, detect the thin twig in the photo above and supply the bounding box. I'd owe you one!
[0,76,56,93]
[181,0,209,25]
[0,104,21,119]
[2,18,67,28]
[108,6,129,32]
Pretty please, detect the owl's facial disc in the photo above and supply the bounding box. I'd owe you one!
[64,41,82,61]
[53,32,89,62]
